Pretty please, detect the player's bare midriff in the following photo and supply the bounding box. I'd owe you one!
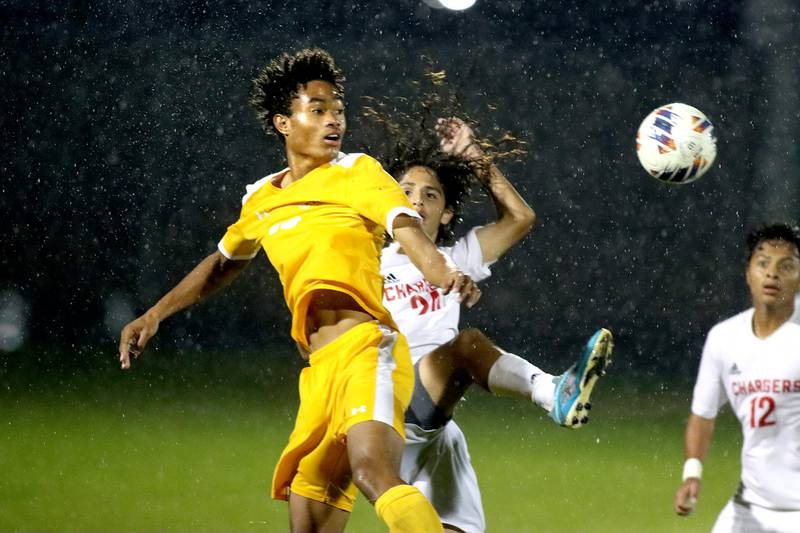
[305,289,374,355]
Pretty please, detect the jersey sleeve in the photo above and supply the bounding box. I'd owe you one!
[217,199,261,261]
[690,327,728,419]
[347,155,419,237]
[448,227,494,282]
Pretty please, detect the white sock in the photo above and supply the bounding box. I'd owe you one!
[532,372,556,413]
[487,351,555,412]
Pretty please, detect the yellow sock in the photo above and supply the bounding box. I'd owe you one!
[374,484,443,533]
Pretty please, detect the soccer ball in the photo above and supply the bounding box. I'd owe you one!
[635,103,717,185]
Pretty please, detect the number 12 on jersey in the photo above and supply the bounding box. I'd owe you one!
[750,395,776,428]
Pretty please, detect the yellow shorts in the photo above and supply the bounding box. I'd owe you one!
[271,321,414,512]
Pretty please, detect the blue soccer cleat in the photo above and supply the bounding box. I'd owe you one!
[549,328,614,429]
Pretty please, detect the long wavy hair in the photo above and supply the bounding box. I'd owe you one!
[359,69,526,245]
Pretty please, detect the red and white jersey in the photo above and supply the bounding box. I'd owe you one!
[691,308,800,510]
[381,228,493,364]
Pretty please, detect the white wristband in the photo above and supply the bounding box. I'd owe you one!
[682,458,703,481]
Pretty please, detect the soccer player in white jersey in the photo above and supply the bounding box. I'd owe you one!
[378,116,614,533]
[674,223,800,532]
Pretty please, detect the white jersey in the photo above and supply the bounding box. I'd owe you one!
[791,295,800,324]
[381,227,493,364]
[691,308,800,510]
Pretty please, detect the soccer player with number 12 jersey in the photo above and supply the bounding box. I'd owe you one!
[675,223,800,532]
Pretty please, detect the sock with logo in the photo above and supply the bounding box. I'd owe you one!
[374,484,443,533]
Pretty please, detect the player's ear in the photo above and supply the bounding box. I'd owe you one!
[273,114,291,136]
[441,208,454,226]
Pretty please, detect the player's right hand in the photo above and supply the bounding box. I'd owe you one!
[673,478,701,516]
[441,270,481,308]
[436,117,482,161]
[118,313,159,370]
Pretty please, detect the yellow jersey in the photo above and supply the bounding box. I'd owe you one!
[218,152,419,350]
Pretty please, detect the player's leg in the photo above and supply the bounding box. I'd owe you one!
[276,322,442,532]
[347,420,442,532]
[401,329,516,533]
[288,493,349,533]
[418,327,614,428]
[346,419,403,497]
[273,323,394,532]
[401,422,486,533]
[416,327,555,416]
[275,391,355,532]
[273,359,356,533]
[340,324,442,532]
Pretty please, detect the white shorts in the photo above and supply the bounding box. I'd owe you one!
[401,421,486,533]
[712,499,800,533]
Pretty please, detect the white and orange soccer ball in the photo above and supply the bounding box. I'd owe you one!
[635,103,717,185]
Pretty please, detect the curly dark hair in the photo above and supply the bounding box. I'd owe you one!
[746,222,800,261]
[249,48,345,138]
[360,70,526,245]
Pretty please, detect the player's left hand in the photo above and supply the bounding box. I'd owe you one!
[436,117,482,161]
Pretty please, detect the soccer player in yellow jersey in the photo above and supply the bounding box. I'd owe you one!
[118,48,480,533]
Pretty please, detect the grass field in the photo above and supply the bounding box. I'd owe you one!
[1,348,742,532]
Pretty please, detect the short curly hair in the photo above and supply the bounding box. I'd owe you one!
[249,48,345,138]
[746,222,800,261]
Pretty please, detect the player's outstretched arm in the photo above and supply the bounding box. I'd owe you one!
[118,251,250,369]
[392,214,481,308]
[436,117,535,264]
[674,413,715,516]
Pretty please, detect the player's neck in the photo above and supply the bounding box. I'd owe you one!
[281,151,334,187]
[751,303,794,339]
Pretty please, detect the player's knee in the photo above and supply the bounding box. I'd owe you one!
[350,456,397,501]
[453,328,488,360]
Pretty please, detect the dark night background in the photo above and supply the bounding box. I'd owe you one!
[2,0,799,380]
